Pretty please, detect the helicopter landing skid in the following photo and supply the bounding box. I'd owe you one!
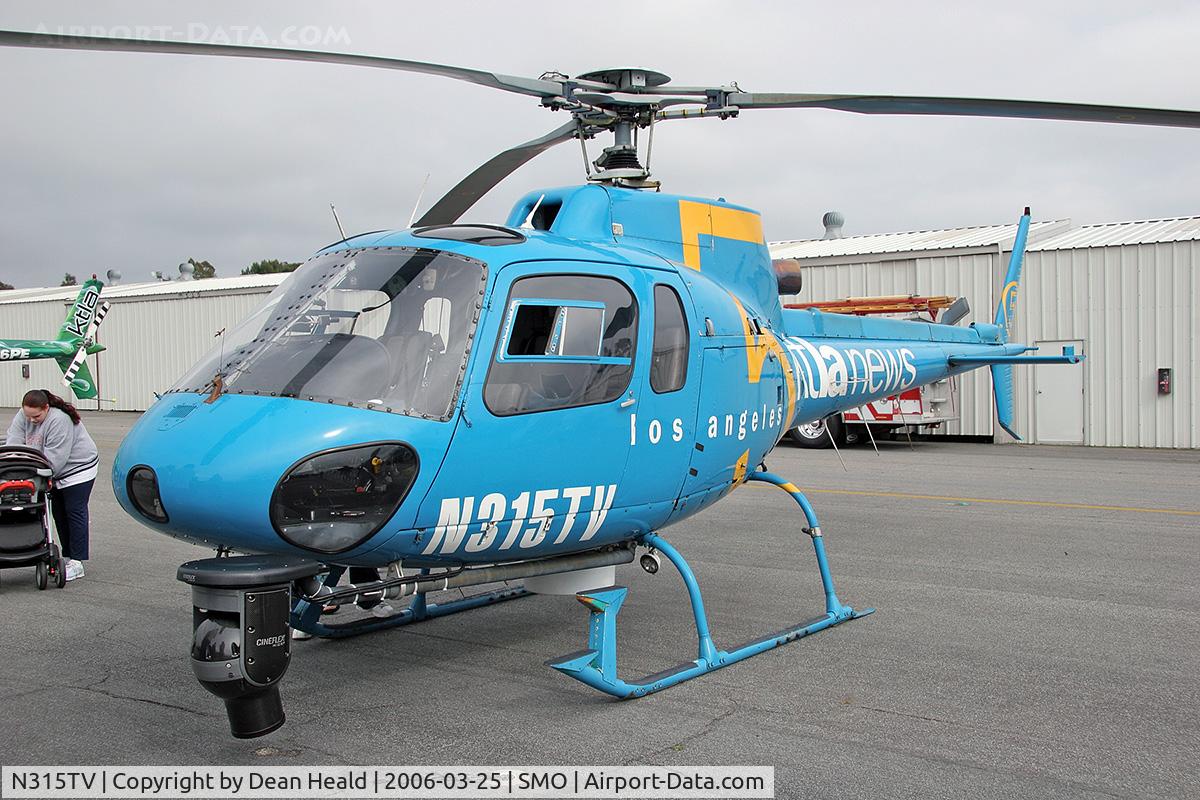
[290,568,529,639]
[546,470,873,698]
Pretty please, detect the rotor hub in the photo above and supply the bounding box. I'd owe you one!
[575,68,671,91]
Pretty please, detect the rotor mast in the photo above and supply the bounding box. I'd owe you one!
[570,68,678,189]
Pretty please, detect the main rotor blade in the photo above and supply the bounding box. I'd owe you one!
[726,93,1200,128]
[415,121,581,227]
[0,30,567,100]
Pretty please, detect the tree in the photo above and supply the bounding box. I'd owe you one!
[188,258,216,279]
[0,280,13,290]
[242,259,301,275]
[61,273,77,286]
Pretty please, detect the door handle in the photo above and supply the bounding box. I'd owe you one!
[620,394,636,408]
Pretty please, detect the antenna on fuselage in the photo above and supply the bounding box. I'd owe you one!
[408,173,430,228]
[330,203,347,241]
[519,194,546,230]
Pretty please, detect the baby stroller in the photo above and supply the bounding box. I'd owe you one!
[0,446,66,590]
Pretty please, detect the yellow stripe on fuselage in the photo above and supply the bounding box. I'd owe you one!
[733,449,750,485]
[678,200,764,271]
[729,295,797,429]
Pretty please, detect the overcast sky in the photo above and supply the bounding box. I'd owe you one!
[1,1,1197,288]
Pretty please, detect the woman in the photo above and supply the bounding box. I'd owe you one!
[5,389,98,581]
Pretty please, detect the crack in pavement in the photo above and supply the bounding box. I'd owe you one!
[70,685,214,719]
[83,669,114,690]
[633,698,740,764]
[0,686,57,703]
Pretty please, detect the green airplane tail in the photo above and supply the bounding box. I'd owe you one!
[57,278,104,342]
[54,278,106,400]
[54,356,98,400]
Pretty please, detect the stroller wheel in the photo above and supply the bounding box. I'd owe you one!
[36,562,48,590]
[49,545,67,589]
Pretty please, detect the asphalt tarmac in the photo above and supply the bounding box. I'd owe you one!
[1,410,1197,799]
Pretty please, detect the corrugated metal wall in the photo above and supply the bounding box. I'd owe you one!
[1011,241,1198,448]
[1,290,271,411]
[786,251,999,436]
[786,240,1198,448]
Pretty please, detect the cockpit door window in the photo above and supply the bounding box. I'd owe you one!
[484,275,638,416]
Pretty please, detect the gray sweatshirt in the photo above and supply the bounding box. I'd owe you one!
[5,408,100,488]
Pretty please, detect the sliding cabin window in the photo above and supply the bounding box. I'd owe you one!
[485,275,637,416]
[650,284,689,393]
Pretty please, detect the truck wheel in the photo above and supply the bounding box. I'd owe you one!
[843,425,865,446]
[789,416,843,449]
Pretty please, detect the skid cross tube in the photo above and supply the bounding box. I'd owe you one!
[547,470,873,697]
[290,566,529,639]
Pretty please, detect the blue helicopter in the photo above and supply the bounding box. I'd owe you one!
[4,30,1198,738]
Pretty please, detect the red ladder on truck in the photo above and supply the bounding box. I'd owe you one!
[785,294,958,319]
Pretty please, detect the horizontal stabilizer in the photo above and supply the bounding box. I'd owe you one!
[976,345,1083,440]
[950,344,1083,367]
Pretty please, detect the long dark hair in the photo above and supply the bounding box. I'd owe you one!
[22,389,82,425]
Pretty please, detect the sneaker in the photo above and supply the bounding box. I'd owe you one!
[291,628,312,640]
[65,559,85,581]
[369,602,395,618]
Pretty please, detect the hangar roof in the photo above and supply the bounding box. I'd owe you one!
[770,220,1069,259]
[771,214,1200,260]
[1027,215,1200,250]
[0,273,288,305]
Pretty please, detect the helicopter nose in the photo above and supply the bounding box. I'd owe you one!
[113,394,442,556]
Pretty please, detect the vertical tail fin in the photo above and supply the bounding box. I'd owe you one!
[55,357,98,400]
[993,208,1030,439]
[56,278,104,342]
[993,207,1031,342]
[991,363,1019,441]
[54,278,106,400]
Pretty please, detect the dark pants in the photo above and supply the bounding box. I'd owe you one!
[348,566,383,608]
[50,479,94,561]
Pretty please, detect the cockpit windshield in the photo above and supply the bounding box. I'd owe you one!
[171,247,486,419]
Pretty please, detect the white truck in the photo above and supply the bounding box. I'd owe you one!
[784,294,964,448]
